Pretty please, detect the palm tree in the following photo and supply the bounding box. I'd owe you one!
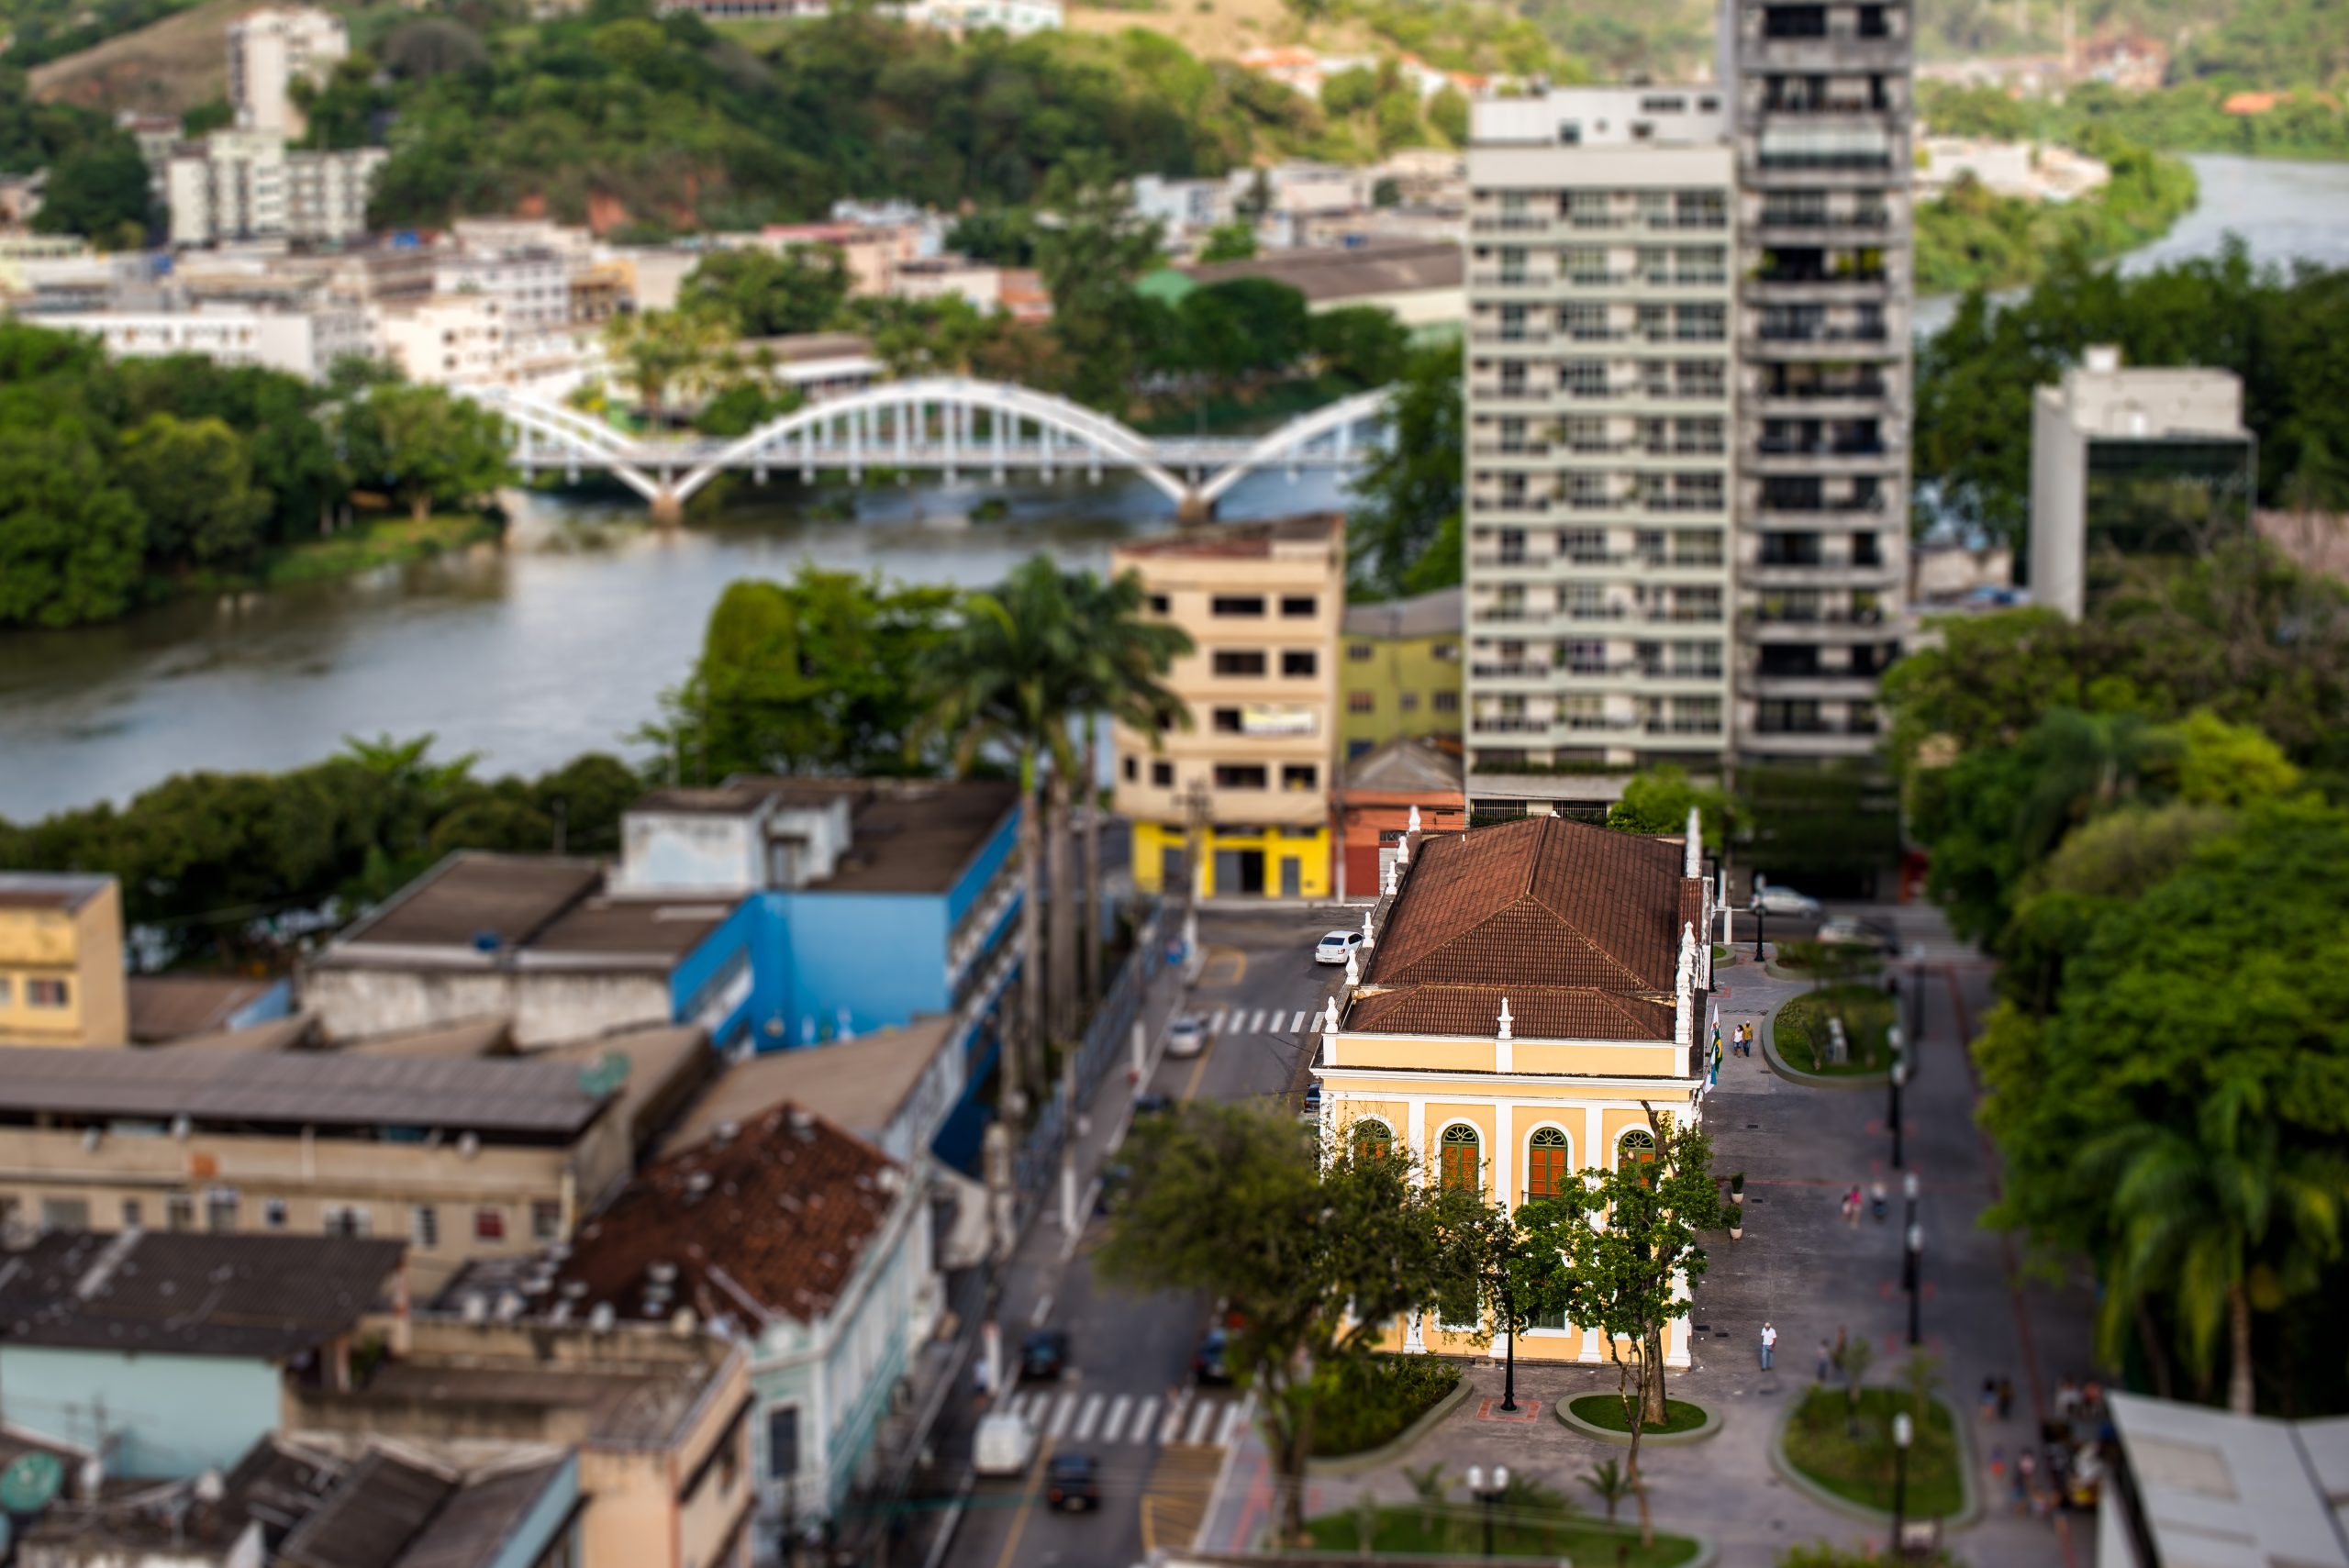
[2084,1110,2348,1415]
[920,559,1085,1116]
[2011,708,2175,866]
[1063,569,1192,1006]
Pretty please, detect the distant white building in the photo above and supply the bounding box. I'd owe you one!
[896,0,1062,36]
[228,6,350,139]
[164,133,384,247]
[26,302,371,382]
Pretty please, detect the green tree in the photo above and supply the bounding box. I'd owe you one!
[1348,342,1461,595]
[1196,220,1258,262]
[1033,161,1165,413]
[117,413,272,566]
[362,384,512,522]
[603,306,731,427]
[30,133,151,246]
[0,417,145,628]
[1064,568,1192,1006]
[681,246,851,338]
[1319,65,1379,116]
[647,568,953,781]
[920,558,1086,1107]
[1520,1111,1719,1547]
[1427,83,1470,145]
[1579,1458,1637,1526]
[1100,1101,1468,1545]
[1308,305,1409,387]
[1607,763,1729,847]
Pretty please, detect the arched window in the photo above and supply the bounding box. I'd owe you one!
[1440,1124,1481,1190]
[1525,1127,1570,1199]
[1353,1118,1394,1162]
[1619,1127,1657,1181]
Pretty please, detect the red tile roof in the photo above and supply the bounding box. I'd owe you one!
[1349,984,1676,1041]
[556,1102,900,1329]
[1368,816,1687,994]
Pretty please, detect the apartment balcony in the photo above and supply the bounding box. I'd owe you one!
[1742,328,1902,362]
[1742,275,1895,305]
[1744,669,1887,699]
[1470,272,1564,296]
[1747,499,1892,528]
[1470,383,1557,410]
[1471,328,1556,347]
[1469,441,1554,459]
[1736,34,1910,75]
[1747,442,1902,477]
[1470,662,1566,689]
[1741,158,1910,193]
[1737,724,1882,758]
[1748,384,1897,417]
[1744,553,1898,587]
[1625,664,1730,690]
[1469,214,1560,236]
[1748,219,1904,250]
[1469,497,1555,521]
[1742,609,1896,641]
[1470,716,1555,736]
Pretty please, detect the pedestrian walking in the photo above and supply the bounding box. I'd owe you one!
[1979,1377,1998,1421]
[1847,1184,1865,1227]
[1817,1340,1832,1383]
[2054,1378,2080,1418]
[1760,1320,1777,1371]
[1998,1376,2015,1421]
[1743,1022,1756,1055]
[1871,1180,1887,1221]
[1988,1444,2007,1485]
[2015,1450,2038,1515]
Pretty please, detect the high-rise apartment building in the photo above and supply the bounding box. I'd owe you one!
[1722,0,1912,760]
[1463,90,1739,784]
[228,6,349,139]
[1463,6,1914,794]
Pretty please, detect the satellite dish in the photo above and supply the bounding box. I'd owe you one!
[0,1451,64,1514]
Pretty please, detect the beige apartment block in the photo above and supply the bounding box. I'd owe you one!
[1112,515,1344,900]
[0,873,128,1048]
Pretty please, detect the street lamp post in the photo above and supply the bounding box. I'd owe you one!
[1751,875,1766,961]
[1902,1169,1919,1233]
[1890,1410,1913,1558]
[1466,1464,1510,1558]
[1498,1274,1519,1414]
[1904,1221,1924,1347]
[1887,1058,1908,1169]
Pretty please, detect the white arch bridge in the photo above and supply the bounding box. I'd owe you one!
[464,377,1396,521]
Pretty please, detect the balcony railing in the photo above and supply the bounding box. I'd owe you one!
[1753,324,1892,344]
[1757,210,1891,230]
[1758,439,1890,458]
[1752,719,1883,737]
[1471,717,1552,734]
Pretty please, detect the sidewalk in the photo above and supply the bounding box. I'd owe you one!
[1199,910,2096,1567]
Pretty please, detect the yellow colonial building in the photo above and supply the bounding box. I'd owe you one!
[0,873,128,1048]
[1114,515,1344,900]
[1313,810,1714,1366]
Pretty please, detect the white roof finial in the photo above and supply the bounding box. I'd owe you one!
[1397,834,1409,866]
[1361,909,1375,950]
[1408,803,1421,833]
[1684,806,1703,877]
[1383,859,1398,897]
[1344,949,1361,986]
[1497,997,1513,1042]
[1322,995,1340,1035]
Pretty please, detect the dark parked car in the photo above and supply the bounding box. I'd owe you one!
[1020,1329,1069,1381]
[1133,1093,1175,1119]
[1046,1453,1099,1512]
[1193,1326,1232,1385]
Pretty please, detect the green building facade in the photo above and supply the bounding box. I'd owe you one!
[1339,587,1464,760]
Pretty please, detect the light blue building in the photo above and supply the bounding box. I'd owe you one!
[0,1230,406,1479]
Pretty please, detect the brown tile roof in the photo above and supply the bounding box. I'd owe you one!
[556,1102,899,1329]
[128,974,278,1042]
[1348,984,1676,1042]
[1366,816,1688,995]
[335,856,602,952]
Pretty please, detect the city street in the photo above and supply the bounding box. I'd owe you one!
[928,906,1352,1568]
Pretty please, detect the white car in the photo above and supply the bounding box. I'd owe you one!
[1314,930,1366,965]
[973,1411,1037,1477]
[1164,1013,1209,1059]
[1818,915,1895,952]
[1750,885,1821,917]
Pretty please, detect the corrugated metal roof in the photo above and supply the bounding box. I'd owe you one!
[0,1045,610,1135]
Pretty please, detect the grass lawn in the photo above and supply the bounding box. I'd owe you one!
[1784,1387,1965,1518]
[262,515,500,588]
[1774,985,1897,1075]
[1308,1505,1700,1565]
[1570,1394,1709,1435]
[1311,1355,1459,1458]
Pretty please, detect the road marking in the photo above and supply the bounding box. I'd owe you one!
[1217,1393,1255,1447]
[1289,1008,1308,1033]
[1185,1399,1217,1444]
[1124,1395,1155,1444]
[1208,1006,1230,1033]
[1030,1294,1052,1328]
[1249,1008,1269,1032]
[1073,1393,1105,1441]
[1158,1395,1189,1444]
[991,1436,1051,1568]
[1182,1027,1219,1102]
[1100,1394,1132,1443]
[1047,1393,1077,1440]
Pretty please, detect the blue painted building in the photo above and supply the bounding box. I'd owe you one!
[0,1230,406,1479]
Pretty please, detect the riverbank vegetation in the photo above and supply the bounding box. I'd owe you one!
[0,67,155,245]
[1914,246,2349,549]
[1915,128,2198,294]
[1923,78,2349,161]
[1882,539,2349,1416]
[0,323,508,629]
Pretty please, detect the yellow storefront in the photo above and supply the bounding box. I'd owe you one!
[1129,820,1333,901]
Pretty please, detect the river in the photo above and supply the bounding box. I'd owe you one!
[7,151,2349,821]
[0,470,1352,819]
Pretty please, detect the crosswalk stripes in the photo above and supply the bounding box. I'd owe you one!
[1289,1008,1308,1033]
[1008,1389,1248,1449]
[1202,1006,1318,1039]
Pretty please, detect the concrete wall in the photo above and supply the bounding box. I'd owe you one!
[0,879,126,1048]
[0,1346,282,1478]
[618,812,765,895]
[485,1452,583,1568]
[303,963,677,1049]
[2030,383,2087,616]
